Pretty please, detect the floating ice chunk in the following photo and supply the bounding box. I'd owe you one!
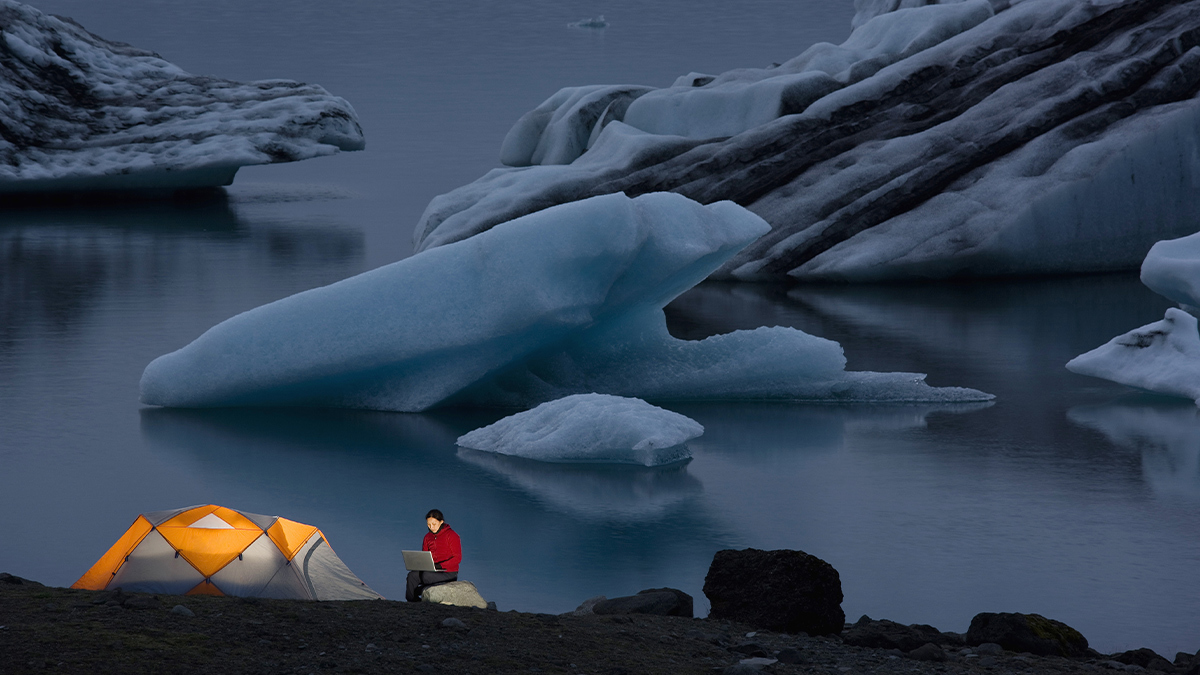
[416,0,1200,281]
[1066,308,1200,406]
[569,15,608,29]
[0,0,363,194]
[143,191,991,411]
[456,394,701,466]
[1141,233,1200,312]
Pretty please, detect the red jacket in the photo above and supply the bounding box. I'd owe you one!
[422,524,461,573]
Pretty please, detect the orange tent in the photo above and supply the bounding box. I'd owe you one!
[73,505,381,600]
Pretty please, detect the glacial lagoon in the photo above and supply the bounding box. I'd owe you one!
[2,0,1198,657]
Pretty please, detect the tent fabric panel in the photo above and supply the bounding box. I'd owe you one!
[267,518,319,561]
[302,535,383,601]
[209,534,291,598]
[157,526,262,578]
[72,515,154,590]
[256,560,314,600]
[142,506,202,527]
[210,507,260,531]
[189,513,235,529]
[186,579,226,596]
[109,530,205,595]
[239,511,277,532]
[159,505,220,529]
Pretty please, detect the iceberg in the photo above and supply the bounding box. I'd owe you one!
[1067,232,1200,405]
[0,0,363,195]
[456,393,702,466]
[415,0,1200,281]
[142,192,992,411]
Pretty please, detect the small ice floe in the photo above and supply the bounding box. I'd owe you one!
[1068,232,1200,406]
[456,393,702,466]
[569,15,608,29]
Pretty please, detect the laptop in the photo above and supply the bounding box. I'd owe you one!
[402,550,445,572]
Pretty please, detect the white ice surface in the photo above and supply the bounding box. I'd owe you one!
[456,394,702,466]
[0,0,363,192]
[1142,233,1200,312]
[143,192,992,411]
[1067,308,1200,406]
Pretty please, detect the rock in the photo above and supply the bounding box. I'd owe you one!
[908,643,948,662]
[978,656,999,667]
[703,548,844,635]
[592,588,693,618]
[1113,648,1175,672]
[966,612,1089,657]
[564,595,607,616]
[122,595,161,610]
[0,573,42,586]
[730,643,770,658]
[486,601,497,611]
[1175,652,1196,667]
[440,617,467,630]
[421,580,487,609]
[170,605,195,617]
[842,616,951,651]
[975,642,1004,656]
[0,1,364,197]
[775,648,806,665]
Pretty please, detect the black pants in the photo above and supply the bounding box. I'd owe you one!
[405,570,457,602]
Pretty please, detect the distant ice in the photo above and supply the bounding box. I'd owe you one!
[456,394,701,466]
[0,0,363,195]
[142,192,992,411]
[569,15,608,29]
[416,0,1200,281]
[1067,232,1200,406]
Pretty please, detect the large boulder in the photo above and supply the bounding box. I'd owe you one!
[1112,648,1175,672]
[843,616,960,651]
[966,612,1089,657]
[421,581,487,609]
[702,548,844,635]
[592,588,693,617]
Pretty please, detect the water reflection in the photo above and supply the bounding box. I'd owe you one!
[1069,398,1200,502]
[456,449,701,521]
[0,195,363,357]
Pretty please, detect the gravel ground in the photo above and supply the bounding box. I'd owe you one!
[2,576,1196,675]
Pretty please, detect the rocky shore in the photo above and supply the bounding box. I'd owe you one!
[3,572,1198,675]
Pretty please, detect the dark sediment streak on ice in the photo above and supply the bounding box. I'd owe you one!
[416,0,1200,280]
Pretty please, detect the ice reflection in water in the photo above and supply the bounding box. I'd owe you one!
[1069,398,1200,502]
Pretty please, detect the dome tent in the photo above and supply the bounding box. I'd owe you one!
[73,504,381,600]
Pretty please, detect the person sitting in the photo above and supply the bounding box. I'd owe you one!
[405,508,460,602]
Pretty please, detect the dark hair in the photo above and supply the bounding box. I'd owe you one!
[425,509,444,521]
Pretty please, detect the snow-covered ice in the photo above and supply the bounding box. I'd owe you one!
[0,0,363,194]
[456,393,701,466]
[415,0,1200,281]
[1067,232,1200,405]
[142,192,992,411]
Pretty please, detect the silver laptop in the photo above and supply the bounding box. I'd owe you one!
[402,550,444,572]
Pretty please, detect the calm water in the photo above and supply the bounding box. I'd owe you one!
[3,0,1199,657]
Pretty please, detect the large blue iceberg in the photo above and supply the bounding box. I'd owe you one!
[415,0,1200,281]
[141,193,991,411]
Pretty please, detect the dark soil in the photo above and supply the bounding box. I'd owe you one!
[2,576,1196,675]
